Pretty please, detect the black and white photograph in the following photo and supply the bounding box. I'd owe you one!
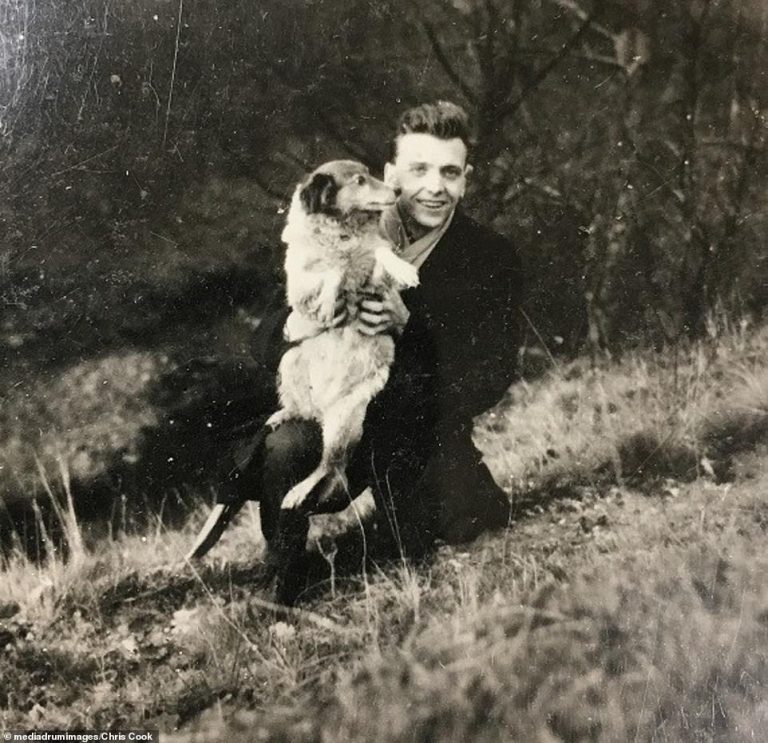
[1,0,768,739]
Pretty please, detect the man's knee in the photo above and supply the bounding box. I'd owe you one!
[216,419,321,506]
[374,438,511,547]
[264,419,322,478]
[436,458,512,544]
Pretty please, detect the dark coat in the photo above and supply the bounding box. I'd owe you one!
[369,209,523,437]
[244,209,524,546]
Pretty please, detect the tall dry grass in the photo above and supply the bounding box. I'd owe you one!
[156,469,768,742]
[3,322,768,737]
[478,321,768,495]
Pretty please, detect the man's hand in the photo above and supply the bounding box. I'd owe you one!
[356,286,410,336]
[284,296,348,343]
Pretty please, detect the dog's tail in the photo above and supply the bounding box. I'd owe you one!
[186,501,245,561]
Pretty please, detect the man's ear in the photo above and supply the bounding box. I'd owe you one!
[299,172,338,214]
[459,163,474,198]
[384,162,400,192]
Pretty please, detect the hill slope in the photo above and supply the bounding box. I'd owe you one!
[2,328,768,741]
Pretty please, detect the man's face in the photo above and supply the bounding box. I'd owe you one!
[385,133,471,234]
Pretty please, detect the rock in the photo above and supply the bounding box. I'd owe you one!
[0,626,15,649]
[0,601,20,619]
[579,512,610,533]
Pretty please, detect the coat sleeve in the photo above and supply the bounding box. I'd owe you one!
[250,304,291,380]
[441,244,525,423]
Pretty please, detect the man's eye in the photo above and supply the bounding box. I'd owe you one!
[411,165,427,175]
[443,168,462,179]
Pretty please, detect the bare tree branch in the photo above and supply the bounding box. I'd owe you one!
[508,176,564,201]
[251,171,290,202]
[421,19,479,105]
[549,0,615,43]
[698,138,764,153]
[571,48,622,68]
[315,108,374,164]
[496,1,604,119]
[276,149,314,173]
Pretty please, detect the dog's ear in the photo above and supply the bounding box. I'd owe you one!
[299,172,338,214]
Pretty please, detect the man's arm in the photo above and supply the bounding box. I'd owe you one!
[357,231,524,422]
[250,305,292,379]
[441,250,525,423]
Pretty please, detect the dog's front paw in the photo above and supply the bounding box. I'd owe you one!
[390,260,420,289]
[304,295,337,328]
[316,296,338,327]
[374,247,420,289]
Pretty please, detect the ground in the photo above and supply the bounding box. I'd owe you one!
[2,325,768,741]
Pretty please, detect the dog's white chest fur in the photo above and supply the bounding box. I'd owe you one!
[284,226,376,311]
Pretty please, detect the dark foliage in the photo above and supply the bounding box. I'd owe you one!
[2,0,766,362]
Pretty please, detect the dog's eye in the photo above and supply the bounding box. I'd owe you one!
[356,175,366,186]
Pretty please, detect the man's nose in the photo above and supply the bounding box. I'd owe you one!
[423,169,444,193]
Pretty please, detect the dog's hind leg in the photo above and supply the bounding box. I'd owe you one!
[267,346,312,430]
[265,408,297,430]
[280,389,374,512]
[279,465,347,513]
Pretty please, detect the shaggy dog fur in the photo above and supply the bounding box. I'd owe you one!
[268,160,419,512]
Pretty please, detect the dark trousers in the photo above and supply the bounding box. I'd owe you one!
[220,416,511,560]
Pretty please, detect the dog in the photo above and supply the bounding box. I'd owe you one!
[184,160,416,566]
[268,159,418,513]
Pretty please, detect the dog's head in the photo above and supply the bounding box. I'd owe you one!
[299,160,396,217]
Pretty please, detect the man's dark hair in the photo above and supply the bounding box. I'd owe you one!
[395,101,472,152]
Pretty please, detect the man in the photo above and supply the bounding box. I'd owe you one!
[190,101,523,602]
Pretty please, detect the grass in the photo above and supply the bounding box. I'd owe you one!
[0,351,167,503]
[478,320,768,496]
[3,323,768,738]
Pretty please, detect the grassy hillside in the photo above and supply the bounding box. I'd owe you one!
[2,324,768,739]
